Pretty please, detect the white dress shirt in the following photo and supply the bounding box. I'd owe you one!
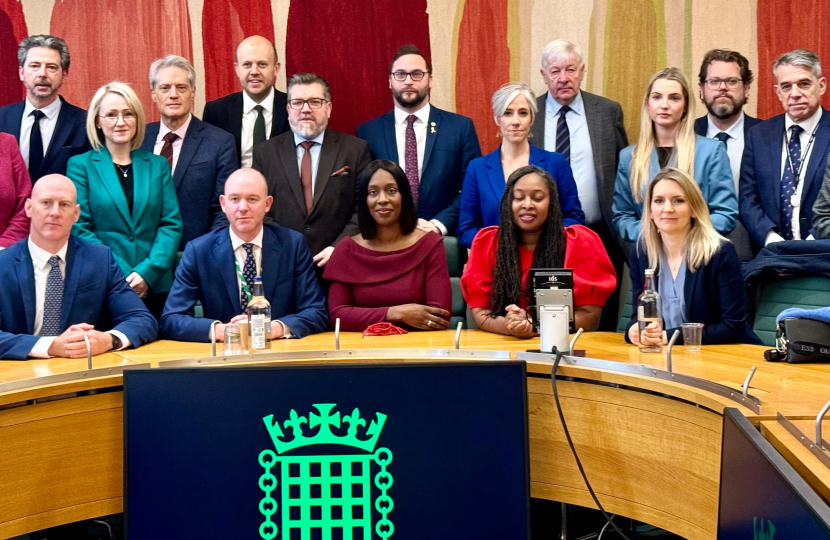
[767,107,823,244]
[241,87,275,167]
[394,103,429,178]
[153,113,193,174]
[27,238,130,358]
[19,97,62,168]
[706,111,745,193]
[293,131,326,196]
[544,92,601,225]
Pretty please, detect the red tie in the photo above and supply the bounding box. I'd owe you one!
[300,141,315,214]
[404,115,419,208]
[160,132,179,170]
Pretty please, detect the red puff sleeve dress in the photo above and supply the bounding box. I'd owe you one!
[323,232,452,331]
[461,225,617,311]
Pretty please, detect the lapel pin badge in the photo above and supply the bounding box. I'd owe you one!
[430,122,436,134]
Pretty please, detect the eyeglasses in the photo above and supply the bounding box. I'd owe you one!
[287,98,328,110]
[390,70,429,82]
[99,112,137,125]
[704,78,743,90]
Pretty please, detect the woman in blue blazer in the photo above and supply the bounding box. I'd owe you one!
[457,83,584,248]
[68,82,182,319]
[626,168,760,346]
[612,68,737,243]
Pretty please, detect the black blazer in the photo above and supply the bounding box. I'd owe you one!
[252,129,371,256]
[0,96,90,180]
[693,113,763,138]
[626,241,762,345]
[202,90,290,166]
[141,117,237,248]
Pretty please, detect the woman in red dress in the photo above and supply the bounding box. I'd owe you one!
[323,160,452,332]
[461,165,617,337]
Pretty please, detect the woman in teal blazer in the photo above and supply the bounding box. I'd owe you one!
[68,82,182,319]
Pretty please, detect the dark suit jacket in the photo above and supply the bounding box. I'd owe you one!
[355,106,481,234]
[141,117,237,248]
[456,144,585,248]
[625,241,761,345]
[739,109,830,245]
[0,236,158,359]
[0,96,90,180]
[160,225,328,341]
[252,129,371,256]
[531,91,627,237]
[693,113,762,139]
[202,90,290,166]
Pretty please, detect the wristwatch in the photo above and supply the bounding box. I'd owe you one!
[111,334,123,350]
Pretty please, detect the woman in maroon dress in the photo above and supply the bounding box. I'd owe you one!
[323,160,452,332]
[461,165,616,337]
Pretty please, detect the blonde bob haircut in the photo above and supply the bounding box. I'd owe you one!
[491,82,537,127]
[638,167,725,273]
[85,82,146,152]
[629,67,696,204]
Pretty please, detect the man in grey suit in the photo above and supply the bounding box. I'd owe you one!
[530,39,628,330]
[253,73,371,271]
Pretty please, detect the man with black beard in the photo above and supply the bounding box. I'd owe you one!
[695,49,762,260]
[357,44,481,236]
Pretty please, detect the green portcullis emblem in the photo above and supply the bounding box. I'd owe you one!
[258,404,393,540]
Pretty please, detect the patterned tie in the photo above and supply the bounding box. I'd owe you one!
[159,132,179,170]
[41,255,63,336]
[29,109,46,181]
[404,114,420,208]
[714,132,730,148]
[253,105,266,145]
[555,106,571,161]
[780,125,803,240]
[299,141,315,214]
[240,243,257,311]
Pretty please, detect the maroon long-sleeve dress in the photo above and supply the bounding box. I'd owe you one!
[0,134,32,248]
[323,232,452,331]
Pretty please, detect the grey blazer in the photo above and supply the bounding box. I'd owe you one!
[531,90,628,238]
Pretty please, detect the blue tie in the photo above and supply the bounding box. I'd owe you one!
[555,106,571,161]
[41,255,63,336]
[780,125,803,240]
[240,243,257,311]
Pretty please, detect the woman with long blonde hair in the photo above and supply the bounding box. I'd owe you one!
[625,168,760,346]
[612,68,738,243]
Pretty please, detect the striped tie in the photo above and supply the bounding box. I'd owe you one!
[555,105,571,161]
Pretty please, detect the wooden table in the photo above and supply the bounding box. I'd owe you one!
[1,331,828,540]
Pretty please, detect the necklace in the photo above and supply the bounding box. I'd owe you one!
[115,162,131,178]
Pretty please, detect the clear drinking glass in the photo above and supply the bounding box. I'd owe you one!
[223,323,245,355]
[682,322,704,352]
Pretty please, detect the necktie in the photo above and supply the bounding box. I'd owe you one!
[555,106,571,161]
[404,114,420,208]
[159,132,179,170]
[41,255,63,336]
[29,109,46,181]
[780,125,803,240]
[240,243,257,311]
[714,132,730,147]
[253,105,266,146]
[300,141,315,214]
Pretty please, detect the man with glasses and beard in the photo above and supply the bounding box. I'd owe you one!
[253,73,370,271]
[694,49,762,260]
[356,44,481,236]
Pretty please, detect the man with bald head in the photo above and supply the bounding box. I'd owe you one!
[161,168,327,342]
[203,35,290,167]
[0,174,157,359]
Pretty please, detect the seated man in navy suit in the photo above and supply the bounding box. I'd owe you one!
[740,49,829,248]
[141,55,237,248]
[0,35,90,181]
[160,168,328,342]
[0,174,157,360]
[356,44,481,236]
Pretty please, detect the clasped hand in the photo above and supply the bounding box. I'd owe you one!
[214,314,285,341]
[627,321,668,346]
[505,304,534,338]
[386,304,450,331]
[47,323,114,358]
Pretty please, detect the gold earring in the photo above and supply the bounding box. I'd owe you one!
[496,131,503,138]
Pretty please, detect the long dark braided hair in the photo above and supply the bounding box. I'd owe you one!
[488,165,567,317]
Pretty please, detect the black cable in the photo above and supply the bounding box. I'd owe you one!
[551,347,632,540]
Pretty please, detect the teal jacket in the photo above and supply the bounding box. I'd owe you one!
[68,147,182,293]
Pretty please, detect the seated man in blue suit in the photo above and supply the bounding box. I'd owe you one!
[141,55,237,248]
[0,175,157,360]
[0,35,90,181]
[356,44,481,236]
[160,168,328,342]
[740,49,829,248]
